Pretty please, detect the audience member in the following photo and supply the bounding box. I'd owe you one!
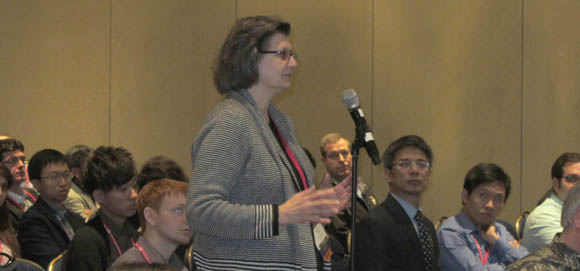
[186,15,350,271]
[507,183,580,270]
[64,145,99,219]
[0,165,20,266]
[356,135,439,271]
[134,155,190,259]
[136,155,187,191]
[18,149,85,268]
[320,133,377,269]
[112,179,190,270]
[437,163,528,270]
[522,152,580,252]
[0,138,38,230]
[65,146,140,271]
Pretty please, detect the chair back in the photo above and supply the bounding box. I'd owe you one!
[47,250,66,271]
[515,211,530,240]
[434,216,448,230]
[0,258,45,271]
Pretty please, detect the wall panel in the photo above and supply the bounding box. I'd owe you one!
[522,1,580,212]
[0,1,110,154]
[110,1,234,170]
[372,0,523,222]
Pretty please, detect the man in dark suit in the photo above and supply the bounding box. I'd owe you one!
[18,149,85,268]
[356,135,439,271]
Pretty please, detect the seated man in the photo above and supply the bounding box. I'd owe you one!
[522,152,580,252]
[319,133,377,269]
[64,145,99,220]
[0,138,38,230]
[66,146,140,271]
[17,149,85,268]
[356,135,439,271]
[507,183,580,270]
[111,179,191,270]
[437,163,528,270]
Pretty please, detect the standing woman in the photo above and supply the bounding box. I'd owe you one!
[0,164,20,266]
[187,16,350,270]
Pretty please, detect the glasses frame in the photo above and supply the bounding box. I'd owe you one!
[41,171,73,183]
[258,49,297,61]
[392,159,431,170]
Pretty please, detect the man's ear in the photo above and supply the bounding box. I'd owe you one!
[461,189,469,205]
[144,207,157,227]
[384,168,392,183]
[93,189,105,204]
[552,177,560,193]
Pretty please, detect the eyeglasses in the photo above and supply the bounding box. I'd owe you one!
[326,150,350,161]
[562,174,580,183]
[392,159,430,170]
[2,156,26,167]
[41,171,73,183]
[259,49,297,61]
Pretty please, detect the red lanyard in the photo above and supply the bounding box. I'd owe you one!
[103,222,135,257]
[472,234,490,265]
[272,123,308,190]
[135,242,153,264]
[24,190,37,202]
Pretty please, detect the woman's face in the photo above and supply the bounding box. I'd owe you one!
[0,175,8,207]
[256,33,298,94]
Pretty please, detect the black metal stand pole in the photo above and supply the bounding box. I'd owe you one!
[349,133,363,271]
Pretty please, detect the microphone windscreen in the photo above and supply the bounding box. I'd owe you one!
[341,88,359,109]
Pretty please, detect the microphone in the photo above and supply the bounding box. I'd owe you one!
[341,89,381,165]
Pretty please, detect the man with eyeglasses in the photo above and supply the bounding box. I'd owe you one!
[319,133,377,270]
[0,138,38,230]
[355,135,439,271]
[522,152,580,253]
[17,149,84,268]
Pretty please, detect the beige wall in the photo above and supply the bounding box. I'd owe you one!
[2,0,579,223]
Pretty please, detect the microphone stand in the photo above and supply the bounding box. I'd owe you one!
[349,127,365,271]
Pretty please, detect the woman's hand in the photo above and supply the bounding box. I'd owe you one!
[279,177,352,225]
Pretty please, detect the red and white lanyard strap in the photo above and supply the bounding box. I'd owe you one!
[103,222,135,257]
[472,234,490,266]
[7,196,24,212]
[24,190,37,202]
[134,242,153,264]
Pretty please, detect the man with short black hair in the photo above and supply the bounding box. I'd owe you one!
[18,149,84,268]
[522,152,580,252]
[112,179,190,270]
[356,135,439,271]
[66,146,140,271]
[0,138,38,230]
[437,163,528,270]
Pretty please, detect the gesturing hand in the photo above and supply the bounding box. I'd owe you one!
[279,179,352,225]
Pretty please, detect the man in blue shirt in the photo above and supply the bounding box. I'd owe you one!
[437,163,528,271]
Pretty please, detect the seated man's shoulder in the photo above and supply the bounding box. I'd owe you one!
[506,253,559,271]
[111,247,141,268]
[72,224,105,245]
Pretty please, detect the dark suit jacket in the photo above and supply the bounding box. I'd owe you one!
[65,213,140,271]
[17,197,85,269]
[355,194,440,271]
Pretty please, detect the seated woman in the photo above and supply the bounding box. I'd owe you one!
[0,164,20,266]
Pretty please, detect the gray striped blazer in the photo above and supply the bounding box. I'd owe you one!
[187,89,318,270]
